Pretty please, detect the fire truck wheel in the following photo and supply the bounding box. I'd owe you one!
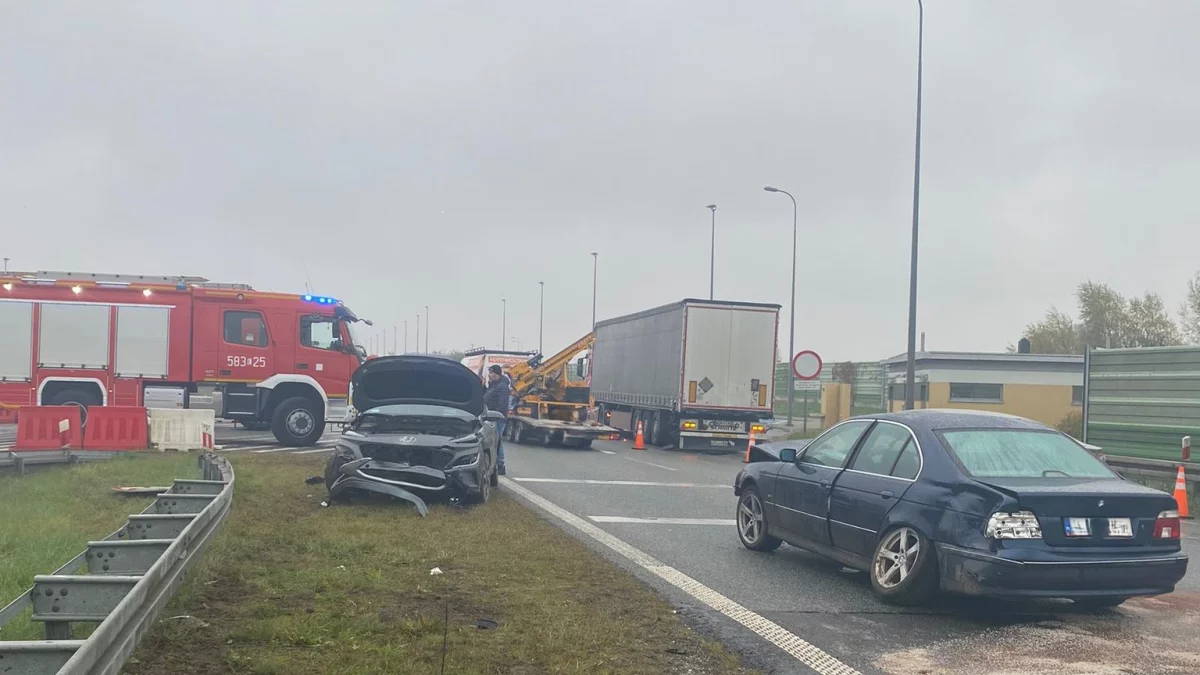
[46,389,101,428]
[272,396,324,447]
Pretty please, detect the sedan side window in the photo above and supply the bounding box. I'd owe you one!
[800,421,872,468]
[890,441,921,480]
[850,424,912,476]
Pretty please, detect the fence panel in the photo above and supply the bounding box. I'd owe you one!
[1086,345,1200,461]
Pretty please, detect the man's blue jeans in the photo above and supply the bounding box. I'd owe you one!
[494,419,507,471]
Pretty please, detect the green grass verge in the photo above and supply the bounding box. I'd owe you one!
[0,453,196,640]
[122,454,755,675]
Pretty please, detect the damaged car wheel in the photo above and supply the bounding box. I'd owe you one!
[466,472,491,505]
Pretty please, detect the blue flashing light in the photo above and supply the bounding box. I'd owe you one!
[303,294,339,305]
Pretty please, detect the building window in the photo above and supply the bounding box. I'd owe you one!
[949,383,1003,403]
[889,382,928,402]
[223,311,268,348]
[1072,385,1084,406]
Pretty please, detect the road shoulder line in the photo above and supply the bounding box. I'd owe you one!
[501,477,861,675]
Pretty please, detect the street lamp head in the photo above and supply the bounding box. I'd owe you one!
[706,204,716,211]
[763,186,779,193]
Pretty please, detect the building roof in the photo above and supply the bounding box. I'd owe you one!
[881,351,1083,367]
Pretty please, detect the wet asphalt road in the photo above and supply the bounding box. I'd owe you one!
[499,437,1200,675]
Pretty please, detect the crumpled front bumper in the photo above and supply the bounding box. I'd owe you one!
[326,457,482,516]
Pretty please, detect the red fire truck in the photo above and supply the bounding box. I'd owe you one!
[0,270,371,446]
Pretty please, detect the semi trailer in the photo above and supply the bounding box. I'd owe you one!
[590,299,780,451]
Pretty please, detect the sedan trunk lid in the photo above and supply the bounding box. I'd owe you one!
[978,477,1177,547]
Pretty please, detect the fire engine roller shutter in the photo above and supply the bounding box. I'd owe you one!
[115,305,170,378]
[38,303,110,369]
[0,301,34,380]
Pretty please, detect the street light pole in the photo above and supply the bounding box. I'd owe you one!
[706,204,717,300]
[905,0,925,411]
[425,305,429,352]
[415,314,420,353]
[764,186,798,427]
[538,281,545,354]
[590,253,598,329]
[501,299,507,349]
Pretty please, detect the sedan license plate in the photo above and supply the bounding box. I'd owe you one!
[1107,518,1134,538]
[1064,517,1091,537]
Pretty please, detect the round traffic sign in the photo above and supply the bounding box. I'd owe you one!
[791,350,823,380]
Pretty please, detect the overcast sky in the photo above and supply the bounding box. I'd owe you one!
[3,1,1197,362]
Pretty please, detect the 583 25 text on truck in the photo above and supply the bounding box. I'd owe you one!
[0,270,372,446]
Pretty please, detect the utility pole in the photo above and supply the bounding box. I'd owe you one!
[415,314,420,353]
[904,0,925,411]
[425,305,429,352]
[538,281,545,354]
[404,320,409,353]
[590,252,598,329]
[706,205,716,300]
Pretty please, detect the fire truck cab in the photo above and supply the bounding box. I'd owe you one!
[0,271,370,446]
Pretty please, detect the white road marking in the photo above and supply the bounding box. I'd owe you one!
[501,478,860,675]
[219,444,275,453]
[512,477,728,489]
[294,447,334,454]
[599,450,617,455]
[590,516,736,525]
[622,455,678,472]
[252,447,296,454]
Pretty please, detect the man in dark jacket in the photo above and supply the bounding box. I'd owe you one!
[483,365,511,475]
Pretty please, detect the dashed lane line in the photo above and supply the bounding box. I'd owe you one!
[512,477,728,488]
[590,516,736,525]
[501,477,860,675]
[621,455,678,472]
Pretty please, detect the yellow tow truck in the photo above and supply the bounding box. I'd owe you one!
[502,332,619,448]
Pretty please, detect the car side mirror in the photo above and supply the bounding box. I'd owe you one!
[779,448,798,463]
[483,411,505,422]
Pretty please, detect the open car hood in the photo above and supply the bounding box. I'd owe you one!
[351,355,486,417]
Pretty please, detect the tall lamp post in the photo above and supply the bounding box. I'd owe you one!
[905,0,925,411]
[404,320,409,353]
[590,252,598,329]
[764,186,798,426]
[425,305,430,353]
[501,299,507,349]
[415,314,420,353]
[706,204,717,300]
[538,281,545,354]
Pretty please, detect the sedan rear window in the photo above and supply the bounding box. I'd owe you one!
[939,429,1117,479]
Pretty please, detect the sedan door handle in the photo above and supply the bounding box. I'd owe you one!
[881,490,894,500]
[819,479,831,487]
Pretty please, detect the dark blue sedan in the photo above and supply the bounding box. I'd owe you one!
[733,409,1188,606]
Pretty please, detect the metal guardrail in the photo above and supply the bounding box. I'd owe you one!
[0,452,234,674]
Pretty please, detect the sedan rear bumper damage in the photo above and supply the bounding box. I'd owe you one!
[936,542,1188,598]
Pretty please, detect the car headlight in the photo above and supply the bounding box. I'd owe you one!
[985,511,1042,539]
[450,452,481,468]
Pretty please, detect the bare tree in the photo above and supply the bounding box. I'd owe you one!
[1181,272,1200,344]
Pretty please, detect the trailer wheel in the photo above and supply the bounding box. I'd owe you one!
[272,396,324,447]
[46,388,102,429]
[649,411,664,446]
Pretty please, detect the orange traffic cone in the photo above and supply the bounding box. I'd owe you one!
[744,429,756,463]
[633,420,646,450]
[1174,465,1191,519]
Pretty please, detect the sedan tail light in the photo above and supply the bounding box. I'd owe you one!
[985,511,1043,539]
[1154,510,1181,540]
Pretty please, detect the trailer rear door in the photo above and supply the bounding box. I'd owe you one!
[681,304,777,413]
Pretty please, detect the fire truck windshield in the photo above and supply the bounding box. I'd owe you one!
[345,319,369,354]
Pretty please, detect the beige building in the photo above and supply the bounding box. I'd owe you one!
[881,351,1083,428]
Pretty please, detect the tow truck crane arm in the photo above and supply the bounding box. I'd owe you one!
[507,331,594,400]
